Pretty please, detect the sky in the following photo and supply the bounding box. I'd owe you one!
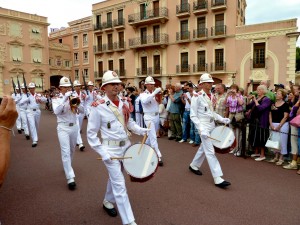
[1,0,299,44]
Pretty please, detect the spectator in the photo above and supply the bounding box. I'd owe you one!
[213,83,227,119]
[246,85,272,161]
[268,89,290,165]
[0,96,18,188]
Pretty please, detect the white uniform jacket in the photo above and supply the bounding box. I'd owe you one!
[190,90,224,134]
[87,95,146,160]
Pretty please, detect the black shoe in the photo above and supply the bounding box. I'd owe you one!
[68,182,76,190]
[18,129,22,134]
[103,204,118,217]
[21,129,24,131]
[158,160,164,167]
[32,143,37,148]
[215,181,231,189]
[26,135,30,140]
[189,166,202,175]
[175,137,181,142]
[168,137,175,140]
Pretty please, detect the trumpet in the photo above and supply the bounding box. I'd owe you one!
[69,96,81,113]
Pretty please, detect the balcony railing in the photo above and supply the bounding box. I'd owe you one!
[137,68,152,76]
[93,45,103,53]
[193,0,208,11]
[129,34,169,48]
[102,21,113,30]
[94,71,104,79]
[113,18,125,27]
[106,43,114,51]
[211,25,226,36]
[176,31,190,41]
[211,62,226,71]
[176,3,190,15]
[193,63,208,72]
[114,41,126,50]
[116,69,126,77]
[176,64,190,73]
[94,24,102,31]
[193,28,208,39]
[212,0,226,7]
[128,7,168,24]
[152,67,162,75]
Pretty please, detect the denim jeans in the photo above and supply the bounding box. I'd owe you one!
[182,110,191,141]
[190,121,201,144]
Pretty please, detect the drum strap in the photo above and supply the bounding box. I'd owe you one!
[106,101,132,137]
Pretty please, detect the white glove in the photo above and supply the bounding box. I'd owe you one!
[64,91,73,97]
[200,130,209,140]
[222,118,231,124]
[153,87,162,95]
[101,153,112,163]
[140,128,151,136]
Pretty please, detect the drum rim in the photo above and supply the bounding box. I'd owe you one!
[211,126,235,149]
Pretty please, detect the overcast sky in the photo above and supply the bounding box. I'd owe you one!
[1,0,299,44]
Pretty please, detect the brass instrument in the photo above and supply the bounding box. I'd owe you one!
[69,95,81,113]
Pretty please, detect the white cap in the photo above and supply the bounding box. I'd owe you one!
[145,76,155,85]
[199,73,214,84]
[101,70,122,88]
[59,77,71,87]
[28,82,36,88]
[73,80,81,86]
[20,83,25,89]
[87,81,94,86]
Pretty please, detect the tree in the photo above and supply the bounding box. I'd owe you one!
[296,47,300,71]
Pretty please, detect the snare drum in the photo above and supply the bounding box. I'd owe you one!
[210,126,236,154]
[123,143,158,182]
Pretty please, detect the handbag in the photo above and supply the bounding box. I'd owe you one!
[265,131,280,150]
[290,114,300,128]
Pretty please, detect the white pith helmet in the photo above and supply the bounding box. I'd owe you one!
[59,77,71,87]
[88,81,94,86]
[20,83,25,89]
[199,73,214,84]
[101,70,122,88]
[145,76,155,85]
[28,82,36,88]
[73,80,81,86]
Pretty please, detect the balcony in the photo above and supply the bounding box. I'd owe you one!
[193,28,208,41]
[113,18,125,30]
[129,34,169,49]
[114,41,126,51]
[102,21,113,31]
[193,0,208,15]
[176,64,191,74]
[176,31,190,43]
[211,62,226,72]
[152,67,162,76]
[211,0,227,11]
[176,3,190,17]
[128,7,168,27]
[94,71,103,80]
[193,63,208,72]
[137,67,152,76]
[93,45,104,54]
[211,25,226,38]
[114,69,126,77]
[94,24,103,33]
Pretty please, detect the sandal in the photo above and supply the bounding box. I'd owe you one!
[276,159,284,166]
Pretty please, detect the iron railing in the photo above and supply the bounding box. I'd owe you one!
[211,62,226,71]
[176,31,190,41]
[193,63,208,72]
[193,28,208,38]
[129,34,169,47]
[212,0,227,7]
[211,25,226,36]
[176,3,190,14]
[193,0,207,11]
[128,7,168,23]
[176,64,190,73]
[113,18,125,27]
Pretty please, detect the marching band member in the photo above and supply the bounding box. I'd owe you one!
[11,87,22,133]
[52,77,84,190]
[87,70,149,225]
[140,76,163,166]
[18,84,30,140]
[85,81,101,117]
[73,80,86,151]
[189,73,231,189]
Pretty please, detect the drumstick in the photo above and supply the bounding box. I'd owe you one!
[97,156,132,160]
[221,124,226,133]
[138,123,151,155]
[208,136,221,142]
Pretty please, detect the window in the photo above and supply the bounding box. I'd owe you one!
[181,52,188,72]
[140,3,147,20]
[141,57,147,75]
[215,14,225,35]
[153,55,160,74]
[65,60,70,68]
[118,9,124,25]
[141,27,147,44]
[118,32,124,48]
[180,20,189,40]
[9,23,21,37]
[74,53,79,64]
[49,58,53,65]
[83,51,88,63]
[153,1,159,17]
[107,12,112,27]
[73,36,79,48]
[107,33,113,50]
[56,58,61,66]
[180,0,189,13]
[98,61,103,77]
[75,69,79,80]
[59,39,62,43]
[96,15,101,28]
[119,59,125,76]
[108,60,114,70]
[97,36,103,51]
[83,69,89,78]
[197,51,206,71]
[197,17,206,38]
[253,43,265,68]
[153,25,160,43]
[215,49,224,70]
[11,45,22,62]
[83,34,88,46]
[32,48,42,63]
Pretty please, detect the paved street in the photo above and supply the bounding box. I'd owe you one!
[1,109,300,225]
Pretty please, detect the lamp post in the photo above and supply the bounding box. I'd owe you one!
[232,73,236,84]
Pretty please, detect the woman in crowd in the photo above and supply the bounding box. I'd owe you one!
[246,85,272,161]
[225,84,244,156]
[268,89,290,165]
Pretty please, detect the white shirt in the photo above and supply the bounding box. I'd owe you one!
[140,90,159,113]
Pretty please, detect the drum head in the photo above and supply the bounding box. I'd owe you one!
[123,143,158,180]
[210,126,235,149]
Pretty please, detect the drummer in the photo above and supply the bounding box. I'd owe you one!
[87,70,150,225]
[189,73,231,189]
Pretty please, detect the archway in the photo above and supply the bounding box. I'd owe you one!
[50,75,63,88]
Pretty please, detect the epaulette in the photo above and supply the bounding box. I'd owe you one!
[99,99,105,104]
[193,93,199,97]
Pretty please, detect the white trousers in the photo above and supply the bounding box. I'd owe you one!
[27,109,41,142]
[57,123,78,180]
[76,113,84,145]
[19,108,29,135]
[16,106,22,130]
[103,142,135,225]
[135,112,145,128]
[191,134,223,178]
[144,115,162,158]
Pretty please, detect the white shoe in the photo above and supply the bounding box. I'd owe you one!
[189,140,194,144]
[103,200,114,209]
[178,139,186,143]
[67,178,75,184]
[128,221,137,225]
[255,156,266,161]
[229,150,235,154]
[251,154,260,158]
[234,151,241,157]
[79,144,85,151]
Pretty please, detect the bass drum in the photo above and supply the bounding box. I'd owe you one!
[123,143,159,182]
[210,126,236,154]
